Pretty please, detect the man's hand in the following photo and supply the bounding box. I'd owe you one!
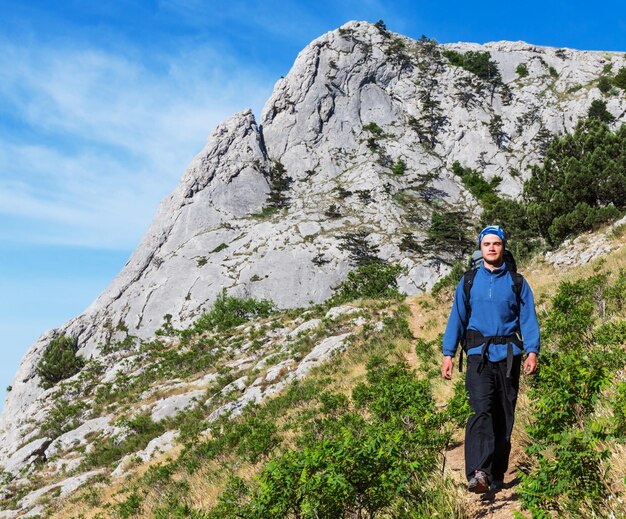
[524,352,538,375]
[441,355,454,380]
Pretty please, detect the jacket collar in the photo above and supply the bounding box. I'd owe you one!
[480,261,508,276]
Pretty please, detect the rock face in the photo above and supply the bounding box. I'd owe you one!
[2,20,626,477]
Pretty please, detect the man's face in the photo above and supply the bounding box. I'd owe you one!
[480,235,504,267]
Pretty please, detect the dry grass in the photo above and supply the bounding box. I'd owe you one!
[49,445,184,518]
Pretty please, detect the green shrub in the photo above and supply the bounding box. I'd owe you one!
[208,359,463,518]
[264,161,292,211]
[337,230,382,266]
[519,430,609,516]
[41,397,87,439]
[192,290,275,334]
[525,117,626,245]
[115,491,143,518]
[450,160,540,260]
[330,263,404,305]
[235,414,281,463]
[37,335,84,389]
[443,49,502,85]
[614,66,626,89]
[516,63,529,77]
[179,406,282,473]
[426,210,473,258]
[518,274,626,516]
[488,114,508,148]
[211,243,228,254]
[598,76,612,94]
[374,20,388,33]
[612,381,626,436]
[363,121,384,137]
[390,157,407,175]
[588,99,615,122]
[527,349,611,441]
[363,122,385,152]
[205,476,251,519]
[251,206,279,219]
[452,161,501,208]
[398,232,422,253]
[85,414,166,469]
[324,204,341,218]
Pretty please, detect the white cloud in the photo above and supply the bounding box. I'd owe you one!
[157,0,329,43]
[0,37,274,249]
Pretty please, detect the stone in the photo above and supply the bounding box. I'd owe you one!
[45,416,113,458]
[294,333,352,380]
[48,456,83,475]
[149,390,205,422]
[111,430,178,477]
[264,360,295,383]
[325,305,360,320]
[4,437,51,475]
[288,319,322,339]
[18,469,105,510]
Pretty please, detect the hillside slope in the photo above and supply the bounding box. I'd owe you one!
[2,220,626,517]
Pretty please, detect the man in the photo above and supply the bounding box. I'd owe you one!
[441,225,540,493]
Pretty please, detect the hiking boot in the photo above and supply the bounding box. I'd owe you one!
[468,470,490,494]
[489,480,504,492]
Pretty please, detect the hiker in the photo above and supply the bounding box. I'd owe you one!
[441,225,540,493]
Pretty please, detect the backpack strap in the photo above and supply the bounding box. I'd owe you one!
[462,268,478,323]
[459,268,478,372]
[510,271,524,306]
[510,271,524,326]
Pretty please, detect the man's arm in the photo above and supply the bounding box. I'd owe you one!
[442,355,454,379]
[519,279,540,375]
[441,279,468,379]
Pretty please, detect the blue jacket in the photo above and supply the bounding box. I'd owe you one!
[442,263,540,361]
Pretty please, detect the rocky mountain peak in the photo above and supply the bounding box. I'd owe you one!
[180,108,266,196]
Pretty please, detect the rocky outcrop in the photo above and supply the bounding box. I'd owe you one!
[544,215,626,268]
[2,20,626,485]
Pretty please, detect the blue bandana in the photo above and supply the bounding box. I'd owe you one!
[478,225,507,247]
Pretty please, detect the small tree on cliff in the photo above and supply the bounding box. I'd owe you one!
[37,335,84,389]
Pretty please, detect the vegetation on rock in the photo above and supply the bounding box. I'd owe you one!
[454,117,626,253]
[37,334,84,389]
[330,263,404,305]
[525,117,625,244]
[264,161,293,211]
[192,289,275,334]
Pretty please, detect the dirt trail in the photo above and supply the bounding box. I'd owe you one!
[406,297,529,518]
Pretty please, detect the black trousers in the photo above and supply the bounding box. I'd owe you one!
[464,354,522,482]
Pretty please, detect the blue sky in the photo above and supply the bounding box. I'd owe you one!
[1,0,625,410]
